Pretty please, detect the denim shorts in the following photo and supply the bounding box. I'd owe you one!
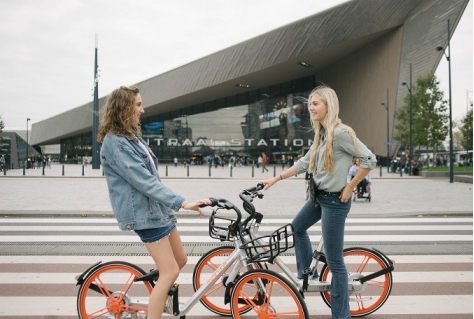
[134,223,176,244]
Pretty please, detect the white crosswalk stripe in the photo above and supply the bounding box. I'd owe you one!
[0,217,472,318]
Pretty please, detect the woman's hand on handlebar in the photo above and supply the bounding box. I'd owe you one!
[182,198,213,216]
[259,176,280,190]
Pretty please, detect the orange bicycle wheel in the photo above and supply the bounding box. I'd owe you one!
[192,246,261,316]
[77,261,153,319]
[231,269,309,319]
[320,247,393,317]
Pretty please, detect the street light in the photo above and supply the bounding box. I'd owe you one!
[381,89,390,172]
[402,63,413,176]
[436,19,453,183]
[467,90,473,113]
[381,102,390,172]
[26,118,30,168]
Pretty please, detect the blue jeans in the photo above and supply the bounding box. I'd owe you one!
[292,192,351,319]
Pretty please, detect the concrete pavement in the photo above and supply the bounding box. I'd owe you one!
[0,163,472,219]
[1,163,472,257]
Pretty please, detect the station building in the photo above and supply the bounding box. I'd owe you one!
[28,0,469,167]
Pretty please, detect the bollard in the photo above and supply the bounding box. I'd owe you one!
[230,166,233,177]
[3,167,6,175]
[62,165,65,176]
[273,166,276,177]
[166,165,168,177]
[43,166,45,176]
[82,165,85,176]
[380,166,382,177]
[209,166,211,177]
[252,165,254,178]
[187,165,189,177]
[23,166,25,176]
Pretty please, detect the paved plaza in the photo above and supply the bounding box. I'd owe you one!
[1,163,472,219]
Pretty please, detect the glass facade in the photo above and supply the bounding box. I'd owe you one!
[0,132,41,169]
[60,75,317,165]
[60,133,92,164]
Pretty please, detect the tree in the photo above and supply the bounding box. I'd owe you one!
[453,124,464,151]
[394,73,448,160]
[460,108,473,151]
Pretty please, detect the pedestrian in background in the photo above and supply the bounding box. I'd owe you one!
[97,86,211,319]
[399,152,407,176]
[261,152,269,172]
[0,155,5,171]
[261,85,376,319]
[348,157,370,196]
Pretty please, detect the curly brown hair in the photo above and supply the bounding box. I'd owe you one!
[97,86,141,143]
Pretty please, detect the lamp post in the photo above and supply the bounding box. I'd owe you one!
[26,118,30,168]
[436,19,453,183]
[402,63,413,176]
[91,34,100,169]
[467,90,473,114]
[381,88,390,172]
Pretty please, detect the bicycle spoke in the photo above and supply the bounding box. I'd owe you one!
[204,280,224,295]
[87,307,109,319]
[193,246,258,316]
[77,262,153,319]
[231,270,308,319]
[320,248,393,317]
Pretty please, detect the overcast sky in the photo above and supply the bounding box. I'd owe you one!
[0,0,472,131]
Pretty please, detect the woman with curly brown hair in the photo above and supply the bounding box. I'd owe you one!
[98,86,211,319]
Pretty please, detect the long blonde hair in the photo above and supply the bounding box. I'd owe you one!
[307,86,356,173]
[97,86,141,143]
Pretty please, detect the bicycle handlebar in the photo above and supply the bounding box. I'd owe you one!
[206,183,265,236]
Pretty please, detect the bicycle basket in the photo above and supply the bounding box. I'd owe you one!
[240,223,294,264]
[209,209,236,241]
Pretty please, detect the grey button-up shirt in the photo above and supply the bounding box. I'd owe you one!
[293,126,377,192]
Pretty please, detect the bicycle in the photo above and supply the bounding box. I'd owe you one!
[193,183,395,317]
[75,184,309,319]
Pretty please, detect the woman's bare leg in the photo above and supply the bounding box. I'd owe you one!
[168,228,187,269]
[144,235,180,319]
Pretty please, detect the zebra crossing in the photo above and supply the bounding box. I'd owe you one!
[0,216,472,318]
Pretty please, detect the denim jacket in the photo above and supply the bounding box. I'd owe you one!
[100,133,184,231]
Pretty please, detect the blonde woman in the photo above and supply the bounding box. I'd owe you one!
[98,86,211,319]
[261,86,376,319]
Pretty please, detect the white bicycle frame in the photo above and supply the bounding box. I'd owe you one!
[245,220,365,293]
[168,247,245,316]
[125,234,264,317]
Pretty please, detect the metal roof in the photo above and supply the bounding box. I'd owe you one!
[30,0,469,148]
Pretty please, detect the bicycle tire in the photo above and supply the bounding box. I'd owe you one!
[319,247,393,317]
[231,269,309,319]
[77,261,153,319]
[192,245,262,316]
